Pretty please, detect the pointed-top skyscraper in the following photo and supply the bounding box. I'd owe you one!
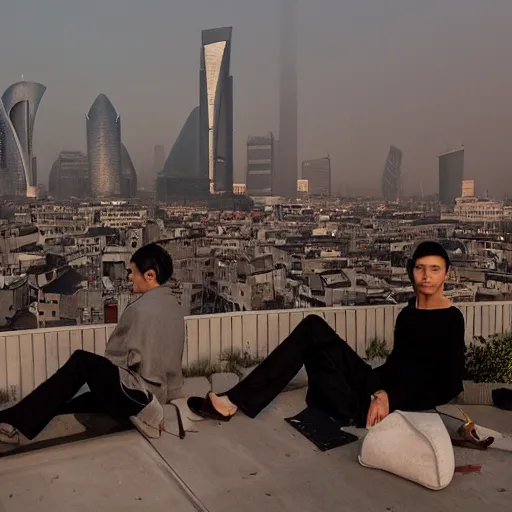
[86,94,121,198]
[275,0,298,198]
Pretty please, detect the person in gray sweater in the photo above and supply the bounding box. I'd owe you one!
[0,243,185,445]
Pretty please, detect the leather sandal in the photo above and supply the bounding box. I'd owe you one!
[187,393,233,422]
[450,408,494,450]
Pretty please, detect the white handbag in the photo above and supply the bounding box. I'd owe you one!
[358,411,455,490]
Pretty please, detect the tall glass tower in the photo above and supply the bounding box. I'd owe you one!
[0,80,46,197]
[439,147,464,206]
[86,94,121,198]
[275,0,298,198]
[381,145,403,202]
[199,27,234,194]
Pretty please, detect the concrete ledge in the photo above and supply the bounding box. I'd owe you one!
[458,381,512,406]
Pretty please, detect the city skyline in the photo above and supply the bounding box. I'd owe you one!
[1,1,512,197]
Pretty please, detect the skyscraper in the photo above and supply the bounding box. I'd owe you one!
[120,144,138,198]
[381,145,403,202]
[302,157,331,196]
[86,94,121,198]
[246,134,275,197]
[199,27,234,195]
[0,80,46,197]
[439,147,464,206]
[48,151,89,200]
[157,106,208,201]
[275,0,298,198]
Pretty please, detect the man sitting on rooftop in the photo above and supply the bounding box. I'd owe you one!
[188,241,466,429]
[0,243,185,445]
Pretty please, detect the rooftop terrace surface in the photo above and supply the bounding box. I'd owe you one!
[1,389,511,512]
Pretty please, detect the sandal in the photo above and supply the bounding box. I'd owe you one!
[450,408,494,451]
[187,393,233,422]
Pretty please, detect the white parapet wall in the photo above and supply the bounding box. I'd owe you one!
[1,302,511,402]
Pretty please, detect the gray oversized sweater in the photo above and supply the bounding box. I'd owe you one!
[104,283,186,405]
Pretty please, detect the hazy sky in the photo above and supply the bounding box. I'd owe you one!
[1,0,512,196]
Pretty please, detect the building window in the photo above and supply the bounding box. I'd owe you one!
[52,311,56,318]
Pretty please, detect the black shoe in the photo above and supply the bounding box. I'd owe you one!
[187,394,233,422]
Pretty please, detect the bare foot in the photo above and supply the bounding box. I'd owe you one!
[209,393,238,417]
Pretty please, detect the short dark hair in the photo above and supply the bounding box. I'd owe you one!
[407,240,451,280]
[130,243,173,284]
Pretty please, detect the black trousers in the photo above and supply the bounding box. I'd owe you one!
[227,315,376,427]
[0,350,148,440]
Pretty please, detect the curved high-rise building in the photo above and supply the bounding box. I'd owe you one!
[157,106,207,201]
[0,80,46,197]
[200,27,234,194]
[86,94,121,198]
[381,145,403,202]
[163,106,200,179]
[120,144,137,198]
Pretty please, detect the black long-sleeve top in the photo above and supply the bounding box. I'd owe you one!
[372,303,466,412]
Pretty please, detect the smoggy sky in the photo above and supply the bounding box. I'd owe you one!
[1,0,512,197]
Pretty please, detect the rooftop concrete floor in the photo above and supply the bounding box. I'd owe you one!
[1,388,512,511]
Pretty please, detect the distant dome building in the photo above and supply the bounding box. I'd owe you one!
[86,94,121,198]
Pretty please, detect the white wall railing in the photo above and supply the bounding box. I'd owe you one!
[182,302,512,367]
[1,302,511,402]
[0,324,115,402]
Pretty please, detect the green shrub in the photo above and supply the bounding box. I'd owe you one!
[182,350,264,378]
[219,349,264,369]
[466,332,512,383]
[365,338,390,361]
[182,360,223,378]
[0,389,9,405]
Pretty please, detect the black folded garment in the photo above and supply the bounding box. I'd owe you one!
[492,388,512,411]
[285,406,359,452]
